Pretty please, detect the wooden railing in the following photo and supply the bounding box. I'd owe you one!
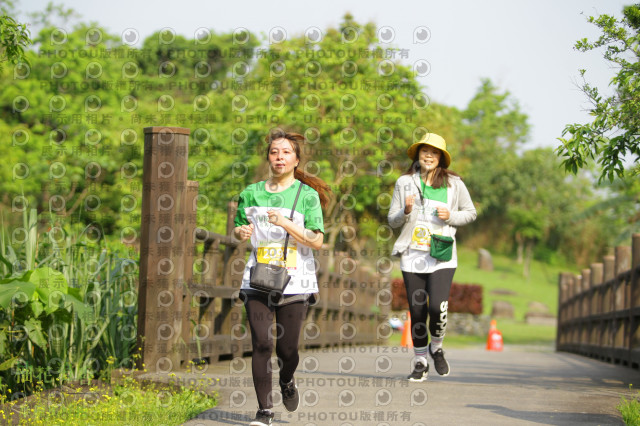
[557,234,640,367]
[136,127,391,371]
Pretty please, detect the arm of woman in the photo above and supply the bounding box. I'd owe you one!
[388,179,410,229]
[445,180,477,227]
[266,210,324,249]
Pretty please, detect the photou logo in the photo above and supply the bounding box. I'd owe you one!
[122,28,139,45]
[305,26,323,43]
[414,60,431,77]
[302,356,319,373]
[229,390,247,408]
[377,26,395,43]
[269,27,287,44]
[338,356,356,373]
[413,26,432,43]
[338,390,356,407]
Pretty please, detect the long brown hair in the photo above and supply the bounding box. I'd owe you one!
[402,147,461,189]
[265,129,332,209]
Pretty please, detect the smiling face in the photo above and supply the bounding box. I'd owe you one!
[268,137,299,177]
[417,144,442,173]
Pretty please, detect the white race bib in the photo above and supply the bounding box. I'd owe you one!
[410,220,431,251]
[256,240,297,270]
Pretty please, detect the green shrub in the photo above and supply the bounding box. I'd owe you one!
[0,209,138,398]
[618,386,640,426]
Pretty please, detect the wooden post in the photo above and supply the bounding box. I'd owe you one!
[580,269,590,345]
[181,180,199,365]
[632,234,640,308]
[572,274,580,341]
[631,235,640,364]
[591,263,603,315]
[603,255,616,282]
[616,246,632,311]
[137,126,191,372]
[566,274,574,321]
[613,246,631,356]
[557,272,572,349]
[603,255,615,314]
[590,263,603,348]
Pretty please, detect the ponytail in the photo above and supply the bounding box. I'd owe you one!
[295,168,332,210]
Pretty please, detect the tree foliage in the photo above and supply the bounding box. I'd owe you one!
[0,9,627,266]
[557,4,640,183]
[460,79,529,218]
[0,11,32,71]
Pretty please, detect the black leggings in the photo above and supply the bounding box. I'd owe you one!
[402,268,455,348]
[244,294,308,410]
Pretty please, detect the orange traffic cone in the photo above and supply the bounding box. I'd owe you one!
[401,312,413,348]
[486,319,503,351]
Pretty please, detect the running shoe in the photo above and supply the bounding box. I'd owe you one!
[250,409,274,426]
[280,378,300,412]
[429,345,451,376]
[408,361,429,382]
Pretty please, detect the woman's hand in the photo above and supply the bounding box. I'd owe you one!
[435,206,450,221]
[234,223,254,241]
[404,195,416,214]
[267,210,287,226]
[267,210,323,250]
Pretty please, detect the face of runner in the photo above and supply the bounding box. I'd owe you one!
[268,137,299,177]
[418,145,441,173]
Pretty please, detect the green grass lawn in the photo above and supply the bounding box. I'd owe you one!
[388,246,568,347]
[0,374,217,425]
[454,246,565,320]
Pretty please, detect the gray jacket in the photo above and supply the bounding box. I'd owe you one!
[388,172,477,256]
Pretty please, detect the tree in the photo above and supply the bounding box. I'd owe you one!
[557,4,640,183]
[211,13,438,260]
[0,7,621,267]
[459,79,529,220]
[0,12,32,71]
[506,149,566,278]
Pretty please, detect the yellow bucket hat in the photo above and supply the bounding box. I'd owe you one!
[406,133,451,168]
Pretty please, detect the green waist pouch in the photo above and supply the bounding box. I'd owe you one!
[430,234,454,261]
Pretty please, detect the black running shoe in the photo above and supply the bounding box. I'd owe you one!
[408,361,428,382]
[250,409,274,426]
[429,345,451,376]
[280,378,300,412]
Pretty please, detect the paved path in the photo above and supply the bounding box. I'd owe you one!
[141,344,640,425]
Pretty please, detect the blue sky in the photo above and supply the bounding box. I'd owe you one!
[17,0,630,149]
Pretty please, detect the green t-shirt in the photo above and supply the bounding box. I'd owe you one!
[234,180,324,233]
[234,180,324,295]
[420,179,447,203]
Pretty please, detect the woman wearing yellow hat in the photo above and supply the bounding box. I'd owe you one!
[388,133,476,382]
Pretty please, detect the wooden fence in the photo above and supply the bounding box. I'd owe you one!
[557,233,640,367]
[136,127,391,372]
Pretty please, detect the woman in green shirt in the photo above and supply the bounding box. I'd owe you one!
[233,129,331,426]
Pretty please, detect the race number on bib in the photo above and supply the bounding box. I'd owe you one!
[409,220,431,251]
[256,242,298,270]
